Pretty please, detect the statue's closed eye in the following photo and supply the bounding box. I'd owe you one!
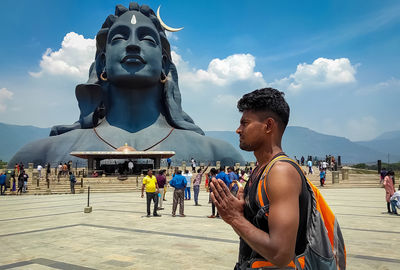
[141,35,156,44]
[111,34,126,42]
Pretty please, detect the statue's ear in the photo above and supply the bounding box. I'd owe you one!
[95,53,106,77]
[162,54,171,76]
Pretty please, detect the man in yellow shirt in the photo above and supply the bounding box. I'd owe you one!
[141,169,161,217]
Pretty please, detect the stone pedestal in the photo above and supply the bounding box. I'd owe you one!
[28,163,34,180]
[84,206,92,213]
[341,168,349,180]
[181,161,186,172]
[332,171,340,184]
[216,161,221,169]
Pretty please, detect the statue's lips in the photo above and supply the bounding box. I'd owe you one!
[121,55,146,64]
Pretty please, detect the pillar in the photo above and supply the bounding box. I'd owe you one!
[154,158,161,169]
[341,168,349,180]
[332,171,340,184]
[87,158,94,175]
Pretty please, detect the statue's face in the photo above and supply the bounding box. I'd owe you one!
[105,11,163,88]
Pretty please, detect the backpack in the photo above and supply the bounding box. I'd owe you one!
[254,155,346,270]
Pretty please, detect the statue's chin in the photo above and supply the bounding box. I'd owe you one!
[109,76,159,89]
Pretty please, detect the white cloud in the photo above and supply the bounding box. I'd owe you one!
[166,32,179,41]
[29,32,96,81]
[170,51,266,131]
[0,88,14,112]
[214,94,238,106]
[271,57,357,92]
[174,53,266,88]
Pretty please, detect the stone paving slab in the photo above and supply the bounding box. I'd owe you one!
[0,187,399,269]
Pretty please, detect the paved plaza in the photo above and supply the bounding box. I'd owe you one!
[0,187,399,270]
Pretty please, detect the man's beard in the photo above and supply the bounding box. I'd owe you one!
[239,141,254,152]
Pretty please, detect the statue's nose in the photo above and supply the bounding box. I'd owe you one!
[126,38,140,53]
[126,44,140,54]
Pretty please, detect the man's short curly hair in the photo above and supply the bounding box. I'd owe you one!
[237,88,290,129]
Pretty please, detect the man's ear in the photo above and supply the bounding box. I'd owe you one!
[264,118,275,134]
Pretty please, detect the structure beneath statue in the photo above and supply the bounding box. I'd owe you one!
[8,2,244,167]
[70,144,174,174]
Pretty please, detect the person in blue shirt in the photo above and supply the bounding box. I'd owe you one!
[319,169,326,187]
[0,172,6,195]
[216,167,232,189]
[169,170,187,217]
[227,166,239,195]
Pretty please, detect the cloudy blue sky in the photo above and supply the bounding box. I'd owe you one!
[0,0,399,141]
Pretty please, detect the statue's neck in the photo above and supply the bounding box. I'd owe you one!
[105,84,169,132]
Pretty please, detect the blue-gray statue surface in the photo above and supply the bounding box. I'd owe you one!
[9,3,244,166]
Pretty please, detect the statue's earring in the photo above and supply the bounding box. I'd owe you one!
[100,70,108,81]
[160,72,167,84]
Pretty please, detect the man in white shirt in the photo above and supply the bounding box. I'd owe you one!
[191,158,196,173]
[390,185,400,215]
[37,164,43,179]
[307,160,313,174]
[128,160,134,174]
[183,170,192,200]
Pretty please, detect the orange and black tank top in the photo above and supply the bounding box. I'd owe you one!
[238,153,310,266]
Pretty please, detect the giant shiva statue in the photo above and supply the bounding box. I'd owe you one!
[9,3,244,166]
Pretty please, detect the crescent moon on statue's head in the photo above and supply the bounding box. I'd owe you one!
[156,6,184,32]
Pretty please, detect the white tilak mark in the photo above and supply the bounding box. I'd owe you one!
[131,14,136,25]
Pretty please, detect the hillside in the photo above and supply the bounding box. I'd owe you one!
[0,123,50,162]
[207,127,400,164]
[356,130,400,161]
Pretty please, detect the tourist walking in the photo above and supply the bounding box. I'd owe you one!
[17,172,24,195]
[58,163,63,178]
[216,167,232,190]
[390,185,400,215]
[167,158,172,170]
[128,160,134,174]
[384,170,395,213]
[227,166,239,195]
[62,163,68,176]
[208,168,219,218]
[156,170,167,210]
[193,163,210,206]
[319,169,326,187]
[46,163,51,178]
[22,170,28,193]
[11,169,16,192]
[141,170,161,217]
[69,171,76,194]
[169,170,187,217]
[37,164,43,179]
[0,172,6,195]
[190,158,196,173]
[380,167,387,185]
[183,170,192,200]
[307,159,313,174]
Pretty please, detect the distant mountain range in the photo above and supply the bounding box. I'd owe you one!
[206,127,400,164]
[0,122,399,164]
